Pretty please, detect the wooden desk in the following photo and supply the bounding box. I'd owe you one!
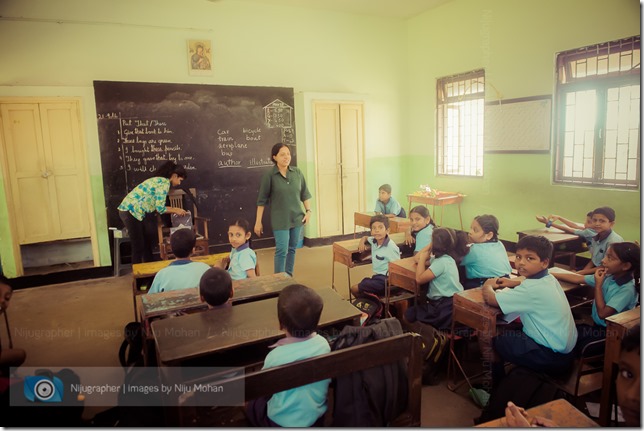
[476,398,599,427]
[152,287,361,366]
[598,306,640,426]
[388,257,417,294]
[354,211,411,236]
[137,272,292,365]
[130,252,229,321]
[406,192,464,229]
[332,232,406,296]
[447,287,501,391]
[517,228,585,268]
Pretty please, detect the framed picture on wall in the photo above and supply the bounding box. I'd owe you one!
[187,40,213,76]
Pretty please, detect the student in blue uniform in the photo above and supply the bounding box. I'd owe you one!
[374,184,406,218]
[246,284,330,427]
[404,205,435,254]
[217,219,257,280]
[552,241,639,354]
[460,214,513,289]
[350,214,401,298]
[536,211,596,246]
[147,228,210,294]
[578,206,624,275]
[483,235,578,384]
[199,267,234,308]
[403,227,468,331]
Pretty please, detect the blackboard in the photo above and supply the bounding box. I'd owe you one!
[94,81,296,247]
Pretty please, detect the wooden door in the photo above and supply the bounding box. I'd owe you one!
[1,102,90,244]
[314,102,365,236]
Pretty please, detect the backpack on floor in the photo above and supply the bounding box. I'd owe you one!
[475,366,565,424]
[332,318,408,426]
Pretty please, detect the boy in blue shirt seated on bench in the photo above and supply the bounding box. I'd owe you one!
[246,284,331,427]
[199,267,234,309]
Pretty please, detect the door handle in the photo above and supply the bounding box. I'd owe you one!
[41,170,52,178]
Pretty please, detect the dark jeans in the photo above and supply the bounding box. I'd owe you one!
[492,329,575,384]
[119,210,157,264]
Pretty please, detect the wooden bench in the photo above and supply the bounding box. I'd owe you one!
[173,332,423,427]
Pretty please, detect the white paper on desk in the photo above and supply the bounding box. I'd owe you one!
[586,401,624,422]
[498,312,520,324]
[548,266,575,275]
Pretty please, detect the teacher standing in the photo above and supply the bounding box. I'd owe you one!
[118,161,187,264]
[255,143,312,276]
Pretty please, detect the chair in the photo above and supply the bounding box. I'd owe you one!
[157,188,210,260]
[546,339,605,408]
[109,227,131,276]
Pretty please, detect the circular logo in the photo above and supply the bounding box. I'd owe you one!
[34,379,56,401]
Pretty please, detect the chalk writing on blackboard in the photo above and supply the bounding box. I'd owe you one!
[264,99,293,128]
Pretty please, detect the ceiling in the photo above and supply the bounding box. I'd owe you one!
[219,0,452,19]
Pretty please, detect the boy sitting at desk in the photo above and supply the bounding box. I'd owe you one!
[482,235,578,384]
[350,214,401,298]
[246,284,330,427]
[374,183,406,218]
[148,228,211,294]
[577,206,624,275]
[199,267,233,309]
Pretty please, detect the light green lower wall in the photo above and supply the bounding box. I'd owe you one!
[400,154,640,243]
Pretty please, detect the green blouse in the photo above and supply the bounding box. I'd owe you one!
[118,177,170,221]
[257,166,312,230]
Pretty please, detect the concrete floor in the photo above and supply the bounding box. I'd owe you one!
[5,244,482,426]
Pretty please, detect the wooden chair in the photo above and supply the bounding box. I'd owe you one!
[157,188,210,260]
[546,339,605,408]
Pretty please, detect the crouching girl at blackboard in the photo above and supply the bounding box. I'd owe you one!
[217,219,257,280]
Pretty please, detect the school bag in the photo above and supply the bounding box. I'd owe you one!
[331,318,408,426]
[350,292,385,326]
[474,366,565,424]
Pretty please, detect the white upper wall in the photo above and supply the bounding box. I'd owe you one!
[0,0,408,160]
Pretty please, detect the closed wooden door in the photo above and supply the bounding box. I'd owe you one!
[314,102,365,236]
[1,102,90,244]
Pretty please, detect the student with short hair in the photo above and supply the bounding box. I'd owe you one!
[460,214,513,289]
[617,324,640,427]
[147,228,210,294]
[199,267,233,308]
[246,284,330,427]
[578,206,624,275]
[552,242,639,353]
[535,211,596,246]
[350,214,401,298]
[483,235,578,383]
[216,219,257,280]
[374,184,405,218]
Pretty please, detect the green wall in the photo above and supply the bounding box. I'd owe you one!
[402,0,640,242]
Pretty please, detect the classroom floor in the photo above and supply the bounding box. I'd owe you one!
[6,244,482,426]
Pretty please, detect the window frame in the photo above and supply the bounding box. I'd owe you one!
[553,36,640,189]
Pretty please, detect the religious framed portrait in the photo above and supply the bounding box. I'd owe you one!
[187,40,213,76]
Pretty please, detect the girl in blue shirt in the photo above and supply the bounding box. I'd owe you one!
[219,219,257,280]
[460,214,512,289]
[552,241,640,354]
[404,227,468,331]
[404,205,435,255]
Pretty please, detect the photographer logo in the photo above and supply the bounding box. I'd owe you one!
[23,375,64,403]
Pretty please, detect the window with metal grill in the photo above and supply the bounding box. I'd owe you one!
[436,69,485,177]
[554,36,640,189]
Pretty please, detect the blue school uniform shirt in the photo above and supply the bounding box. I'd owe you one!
[427,254,463,300]
[374,195,402,216]
[264,334,331,427]
[590,230,624,266]
[495,269,577,354]
[460,241,512,279]
[367,235,401,275]
[148,260,211,293]
[413,224,433,253]
[583,273,638,327]
[227,242,257,280]
[573,228,597,246]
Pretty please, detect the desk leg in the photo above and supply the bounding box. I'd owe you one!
[440,206,444,227]
[458,203,463,231]
[347,266,352,301]
[331,259,336,292]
